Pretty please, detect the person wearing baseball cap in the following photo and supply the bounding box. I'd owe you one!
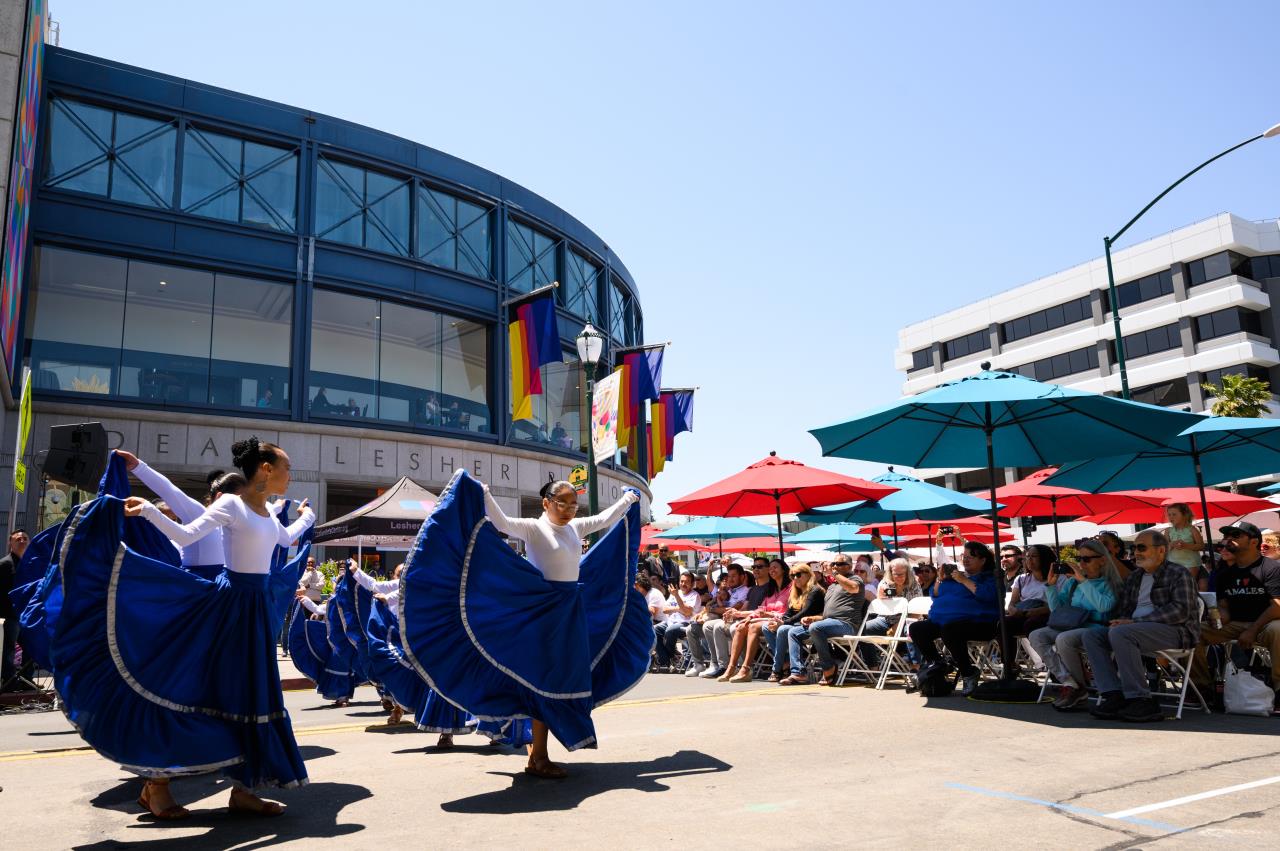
[1190,521,1280,712]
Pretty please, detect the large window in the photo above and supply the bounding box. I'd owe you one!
[1011,345,1098,382]
[1246,254,1280,281]
[609,283,633,345]
[315,158,411,256]
[45,98,177,208]
[1195,308,1262,342]
[180,127,297,232]
[908,348,932,372]
[26,246,291,409]
[417,185,492,278]
[942,329,988,362]
[308,289,490,431]
[1112,323,1181,360]
[1187,251,1249,287]
[1001,295,1091,344]
[1203,364,1271,388]
[506,218,558,294]
[1130,379,1190,408]
[512,356,585,450]
[563,249,601,320]
[1104,269,1173,312]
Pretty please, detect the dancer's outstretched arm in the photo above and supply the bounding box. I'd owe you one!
[571,489,639,537]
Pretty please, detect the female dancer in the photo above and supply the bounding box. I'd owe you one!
[400,472,649,779]
[53,436,318,819]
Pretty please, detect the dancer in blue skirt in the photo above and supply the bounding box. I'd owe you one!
[400,470,649,779]
[63,436,318,819]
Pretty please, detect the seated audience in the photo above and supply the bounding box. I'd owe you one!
[860,558,923,668]
[686,564,751,677]
[1098,530,1135,578]
[779,558,868,685]
[1002,543,1052,674]
[1082,529,1200,722]
[915,562,938,597]
[1000,544,1024,587]
[762,563,826,682]
[637,574,667,624]
[1028,537,1121,711]
[722,560,791,683]
[908,541,1001,696]
[702,563,770,679]
[653,571,703,671]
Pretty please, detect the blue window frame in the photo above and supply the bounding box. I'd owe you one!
[563,249,601,320]
[609,282,632,345]
[45,97,177,208]
[506,218,558,294]
[315,157,411,256]
[417,184,492,278]
[180,127,298,232]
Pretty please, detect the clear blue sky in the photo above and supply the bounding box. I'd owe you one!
[51,0,1280,513]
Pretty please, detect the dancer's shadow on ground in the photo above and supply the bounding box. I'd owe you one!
[441,749,732,814]
[300,699,382,712]
[76,747,369,851]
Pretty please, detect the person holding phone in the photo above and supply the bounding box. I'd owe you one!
[1001,544,1053,674]
[907,541,1001,696]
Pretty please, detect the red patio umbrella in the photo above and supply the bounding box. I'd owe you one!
[893,531,1016,550]
[859,517,1008,536]
[719,537,802,554]
[1077,488,1279,525]
[667,451,898,559]
[639,525,711,553]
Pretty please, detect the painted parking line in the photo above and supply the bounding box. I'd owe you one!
[1105,774,1280,818]
[945,783,1183,833]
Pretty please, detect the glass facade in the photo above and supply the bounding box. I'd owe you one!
[609,282,633,346]
[45,98,177,208]
[506,218,558,295]
[564,249,601,320]
[26,245,291,408]
[1001,295,1091,344]
[417,184,492,278]
[908,348,932,372]
[1195,308,1262,341]
[181,127,297,232]
[1129,378,1190,408]
[1011,345,1099,382]
[315,158,411,256]
[1203,364,1270,388]
[308,289,490,431]
[942,329,988,362]
[1112,323,1181,360]
[1105,269,1173,313]
[511,356,585,450]
[1187,251,1249,287]
[1246,254,1280,281]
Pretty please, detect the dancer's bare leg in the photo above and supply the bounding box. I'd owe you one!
[525,720,566,778]
[228,786,284,816]
[138,778,189,820]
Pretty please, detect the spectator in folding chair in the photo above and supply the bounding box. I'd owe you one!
[723,560,791,683]
[686,563,752,678]
[1082,529,1200,722]
[761,563,825,683]
[653,571,703,672]
[636,574,666,624]
[859,558,922,670]
[914,562,938,597]
[1190,521,1280,712]
[1000,544,1024,587]
[1001,544,1052,676]
[1028,537,1122,711]
[908,541,1001,696]
[1098,530,1135,579]
[704,563,769,679]
[778,558,867,686]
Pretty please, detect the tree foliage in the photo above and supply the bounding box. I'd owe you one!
[1201,373,1272,419]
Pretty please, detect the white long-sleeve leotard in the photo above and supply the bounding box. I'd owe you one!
[351,568,397,596]
[482,488,637,582]
[131,459,225,567]
[299,596,326,617]
[139,494,314,575]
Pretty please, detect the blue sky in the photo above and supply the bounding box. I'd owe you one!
[51,0,1280,513]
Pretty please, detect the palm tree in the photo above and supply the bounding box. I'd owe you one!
[1201,373,1272,419]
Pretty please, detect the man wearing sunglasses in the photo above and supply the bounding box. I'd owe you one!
[1082,529,1199,722]
[1190,521,1280,711]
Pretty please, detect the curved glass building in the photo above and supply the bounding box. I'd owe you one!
[15,46,651,534]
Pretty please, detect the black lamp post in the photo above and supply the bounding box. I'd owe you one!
[575,322,606,517]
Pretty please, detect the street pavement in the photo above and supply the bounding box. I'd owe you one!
[1,662,1278,849]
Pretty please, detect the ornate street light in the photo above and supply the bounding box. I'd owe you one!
[575,322,606,517]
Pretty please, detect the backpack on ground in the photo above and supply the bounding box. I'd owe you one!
[915,659,956,697]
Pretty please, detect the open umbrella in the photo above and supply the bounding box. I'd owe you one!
[1046,415,1280,559]
[667,451,898,559]
[893,531,1016,550]
[976,467,1162,554]
[809,364,1198,700]
[786,524,881,553]
[653,516,780,557]
[1076,487,1279,525]
[719,537,802,554]
[1261,481,1280,494]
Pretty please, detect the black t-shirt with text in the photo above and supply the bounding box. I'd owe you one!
[1216,556,1280,624]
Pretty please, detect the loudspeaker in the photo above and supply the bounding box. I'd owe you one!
[43,422,109,489]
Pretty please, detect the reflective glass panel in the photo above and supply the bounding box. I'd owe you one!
[210,274,292,410]
[440,316,490,432]
[28,247,126,395]
[119,261,213,404]
[378,302,442,425]
[309,289,378,419]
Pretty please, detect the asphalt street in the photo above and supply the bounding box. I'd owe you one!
[1,664,1278,849]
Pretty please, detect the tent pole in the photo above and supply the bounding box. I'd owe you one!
[774,491,785,562]
[1051,495,1061,561]
[1191,436,1215,563]
[985,411,1014,682]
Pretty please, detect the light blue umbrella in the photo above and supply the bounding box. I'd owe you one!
[785,524,882,553]
[809,364,1199,697]
[1046,415,1280,556]
[654,516,780,556]
[1262,481,1280,494]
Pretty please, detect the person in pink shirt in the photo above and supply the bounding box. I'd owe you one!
[720,560,792,683]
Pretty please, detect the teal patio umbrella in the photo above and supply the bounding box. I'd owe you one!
[809,364,1199,700]
[1262,481,1280,494]
[654,517,780,557]
[1046,415,1280,559]
[785,524,882,553]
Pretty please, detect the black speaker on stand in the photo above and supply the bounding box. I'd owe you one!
[42,422,109,489]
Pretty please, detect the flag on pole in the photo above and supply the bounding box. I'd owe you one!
[649,395,669,477]
[669,389,695,437]
[640,347,663,401]
[591,368,621,464]
[508,289,562,422]
[613,354,638,446]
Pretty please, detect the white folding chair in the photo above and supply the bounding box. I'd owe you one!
[1142,597,1211,719]
[838,598,911,689]
[830,606,877,686]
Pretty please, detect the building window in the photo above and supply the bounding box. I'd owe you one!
[315,158,411,256]
[942,329,988,362]
[180,127,297,232]
[1246,254,1280,281]
[511,356,585,450]
[609,282,633,345]
[1112,323,1181,360]
[417,184,492,278]
[1011,345,1099,382]
[1203,365,1270,388]
[1001,295,1091,344]
[563,249,601,320]
[308,289,490,431]
[26,246,291,409]
[1195,308,1262,342]
[506,218,558,294]
[1129,379,1190,408]
[908,348,932,372]
[1103,269,1173,312]
[1187,251,1249,287]
[45,97,177,208]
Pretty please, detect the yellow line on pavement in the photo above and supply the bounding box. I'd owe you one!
[0,684,826,763]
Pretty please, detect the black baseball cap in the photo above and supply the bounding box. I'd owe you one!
[1219,521,1263,541]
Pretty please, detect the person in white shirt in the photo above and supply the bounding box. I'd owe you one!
[298,556,325,603]
[653,571,703,671]
[637,574,667,623]
[685,563,751,676]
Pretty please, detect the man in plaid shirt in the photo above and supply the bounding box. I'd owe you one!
[1082,529,1200,722]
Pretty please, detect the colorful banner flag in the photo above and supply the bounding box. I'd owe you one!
[591,368,621,464]
[669,389,695,436]
[640,347,663,402]
[649,394,670,478]
[614,355,638,446]
[508,290,563,422]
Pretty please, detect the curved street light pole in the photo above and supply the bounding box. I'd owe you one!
[1105,122,1280,399]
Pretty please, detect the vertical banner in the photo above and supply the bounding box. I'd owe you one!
[648,394,669,478]
[508,288,562,422]
[12,366,30,493]
[591,368,621,464]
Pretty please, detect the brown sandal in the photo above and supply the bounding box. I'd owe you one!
[818,667,838,686]
[228,789,285,817]
[524,757,568,779]
[137,781,191,821]
[779,674,808,686]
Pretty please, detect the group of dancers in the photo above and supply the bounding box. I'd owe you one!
[7,437,650,820]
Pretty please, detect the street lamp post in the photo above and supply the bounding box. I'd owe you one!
[576,322,606,518]
[1105,122,1280,399]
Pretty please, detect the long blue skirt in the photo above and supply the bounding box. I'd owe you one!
[287,610,357,701]
[400,470,651,751]
[53,495,308,789]
[365,599,474,734]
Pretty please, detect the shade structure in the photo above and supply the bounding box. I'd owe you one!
[667,451,899,559]
[640,524,711,553]
[894,532,1015,549]
[653,516,780,557]
[1046,415,1280,559]
[1262,481,1280,494]
[976,467,1162,553]
[809,366,1198,699]
[313,477,439,547]
[797,467,992,544]
[859,517,1009,537]
[1077,488,1279,525]
[720,537,801,554]
[786,524,880,553]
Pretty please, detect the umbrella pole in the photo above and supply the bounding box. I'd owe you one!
[774,491,785,562]
[1051,495,1061,561]
[892,514,899,556]
[1191,436,1216,564]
